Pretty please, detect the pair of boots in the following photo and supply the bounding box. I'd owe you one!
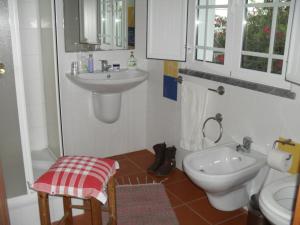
[147,143,176,176]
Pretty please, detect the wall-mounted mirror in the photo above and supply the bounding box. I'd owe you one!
[63,0,135,52]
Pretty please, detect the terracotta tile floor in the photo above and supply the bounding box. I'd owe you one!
[62,149,248,225]
[109,149,248,225]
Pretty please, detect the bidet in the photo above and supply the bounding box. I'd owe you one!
[183,143,266,211]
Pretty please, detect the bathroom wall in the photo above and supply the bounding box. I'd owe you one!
[146,65,300,183]
[146,60,183,156]
[55,0,148,157]
[17,0,48,151]
[144,2,300,183]
[145,54,300,184]
[134,1,183,157]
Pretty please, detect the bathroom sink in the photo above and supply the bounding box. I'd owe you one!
[66,69,148,94]
[183,143,266,211]
[66,69,148,123]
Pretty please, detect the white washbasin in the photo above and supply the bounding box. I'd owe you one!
[183,143,266,211]
[66,69,148,94]
[66,69,148,123]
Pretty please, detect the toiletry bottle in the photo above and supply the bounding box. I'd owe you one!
[128,51,137,69]
[75,43,82,73]
[81,54,88,72]
[71,61,79,75]
[88,54,94,73]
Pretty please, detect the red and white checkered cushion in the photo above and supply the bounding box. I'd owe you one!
[32,156,118,204]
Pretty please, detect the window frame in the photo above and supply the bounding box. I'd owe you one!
[184,0,233,77]
[195,3,228,64]
[185,0,296,89]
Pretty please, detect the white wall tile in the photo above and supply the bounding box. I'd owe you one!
[22,54,42,81]
[24,76,45,106]
[27,104,47,128]
[18,1,39,29]
[20,29,41,55]
[29,126,48,151]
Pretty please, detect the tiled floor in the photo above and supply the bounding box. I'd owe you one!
[62,149,248,225]
[109,149,248,225]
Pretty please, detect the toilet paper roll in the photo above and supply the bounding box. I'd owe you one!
[267,150,292,172]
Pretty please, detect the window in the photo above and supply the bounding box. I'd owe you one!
[193,0,295,86]
[195,0,229,65]
[99,0,128,49]
[100,0,113,46]
[241,0,292,75]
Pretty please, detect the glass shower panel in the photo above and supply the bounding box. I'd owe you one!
[0,0,27,198]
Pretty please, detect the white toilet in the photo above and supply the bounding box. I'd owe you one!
[259,176,299,225]
[183,143,266,211]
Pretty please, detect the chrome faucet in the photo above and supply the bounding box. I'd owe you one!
[100,60,111,72]
[236,137,253,153]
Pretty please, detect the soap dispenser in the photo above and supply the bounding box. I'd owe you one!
[128,51,137,69]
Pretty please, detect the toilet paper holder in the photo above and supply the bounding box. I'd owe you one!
[272,139,295,160]
[272,139,295,149]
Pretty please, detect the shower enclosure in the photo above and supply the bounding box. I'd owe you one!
[0,0,62,199]
[24,0,63,179]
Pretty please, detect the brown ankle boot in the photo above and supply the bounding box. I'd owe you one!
[155,146,176,177]
[147,143,166,173]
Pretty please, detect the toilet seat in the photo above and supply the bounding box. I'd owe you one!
[259,176,297,225]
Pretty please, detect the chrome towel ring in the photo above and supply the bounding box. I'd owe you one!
[202,113,223,143]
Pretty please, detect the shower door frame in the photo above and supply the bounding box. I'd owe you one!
[7,0,34,193]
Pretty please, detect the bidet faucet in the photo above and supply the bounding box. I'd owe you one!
[236,137,253,153]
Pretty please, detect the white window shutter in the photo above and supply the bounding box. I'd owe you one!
[286,0,300,85]
[146,0,188,61]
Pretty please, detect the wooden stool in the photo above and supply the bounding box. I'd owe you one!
[37,177,116,225]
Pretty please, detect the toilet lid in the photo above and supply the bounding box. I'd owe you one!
[260,176,297,223]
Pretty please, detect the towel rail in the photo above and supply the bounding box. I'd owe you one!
[208,86,225,95]
[176,76,183,84]
[177,76,225,95]
[202,113,223,144]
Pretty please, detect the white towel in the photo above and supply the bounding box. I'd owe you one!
[180,81,208,151]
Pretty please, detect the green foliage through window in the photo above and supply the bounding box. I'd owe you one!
[195,0,292,77]
[243,7,273,53]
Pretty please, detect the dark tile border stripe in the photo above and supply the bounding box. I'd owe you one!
[179,68,296,100]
